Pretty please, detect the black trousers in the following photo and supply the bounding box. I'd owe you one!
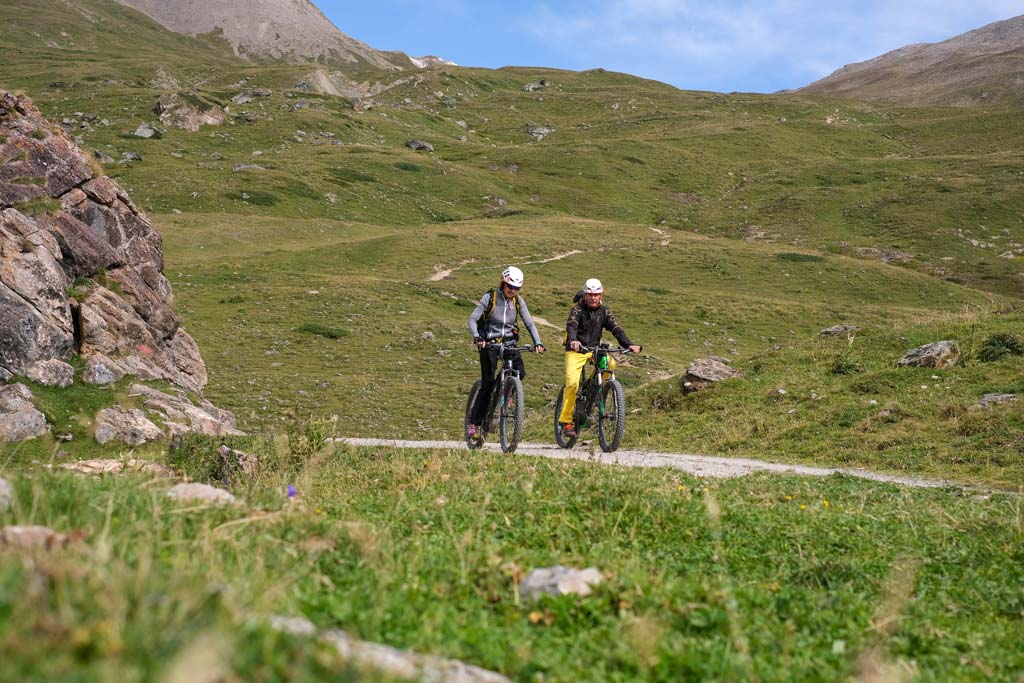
[470,346,525,425]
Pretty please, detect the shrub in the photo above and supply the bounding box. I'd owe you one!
[394,161,422,172]
[977,333,1023,362]
[299,323,345,339]
[776,252,825,262]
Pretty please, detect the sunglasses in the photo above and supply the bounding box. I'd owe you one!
[504,284,521,291]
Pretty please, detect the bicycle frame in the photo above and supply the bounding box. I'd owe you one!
[573,344,619,428]
[480,342,532,432]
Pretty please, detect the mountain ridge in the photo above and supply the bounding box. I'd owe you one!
[113,0,412,70]
[799,14,1024,105]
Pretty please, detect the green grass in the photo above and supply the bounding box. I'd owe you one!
[1,444,1022,681]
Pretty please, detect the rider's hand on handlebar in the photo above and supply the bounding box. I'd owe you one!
[628,344,642,354]
[569,340,582,352]
[535,344,546,354]
[475,338,486,349]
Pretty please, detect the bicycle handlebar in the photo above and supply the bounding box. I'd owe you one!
[478,341,535,352]
[577,344,641,354]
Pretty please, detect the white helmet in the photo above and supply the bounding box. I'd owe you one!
[502,266,524,288]
[583,278,603,293]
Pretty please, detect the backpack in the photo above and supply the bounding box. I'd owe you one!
[561,290,587,345]
[484,289,522,339]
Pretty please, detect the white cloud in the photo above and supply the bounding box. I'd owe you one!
[523,0,1020,91]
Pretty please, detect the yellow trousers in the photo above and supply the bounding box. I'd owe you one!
[559,351,616,424]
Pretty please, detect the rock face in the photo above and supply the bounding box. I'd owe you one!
[25,359,74,387]
[897,341,960,369]
[0,384,49,442]
[682,358,743,393]
[0,89,211,395]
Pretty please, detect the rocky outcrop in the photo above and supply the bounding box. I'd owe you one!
[26,359,74,387]
[0,89,213,396]
[129,383,242,437]
[155,93,224,132]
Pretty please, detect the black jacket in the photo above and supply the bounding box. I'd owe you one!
[565,302,634,349]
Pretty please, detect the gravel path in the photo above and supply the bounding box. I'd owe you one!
[335,438,962,489]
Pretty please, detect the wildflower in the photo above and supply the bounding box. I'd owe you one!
[287,484,297,498]
[822,499,830,508]
[799,504,807,510]
[678,485,686,492]
[785,495,793,501]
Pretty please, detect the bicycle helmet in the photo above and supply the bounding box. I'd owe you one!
[502,266,524,288]
[583,278,603,294]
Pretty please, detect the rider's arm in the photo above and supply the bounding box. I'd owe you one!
[565,304,582,347]
[517,297,544,347]
[603,307,634,348]
[467,292,491,341]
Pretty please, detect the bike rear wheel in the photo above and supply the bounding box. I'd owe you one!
[553,384,578,449]
[499,376,524,453]
[465,380,484,449]
[598,379,626,453]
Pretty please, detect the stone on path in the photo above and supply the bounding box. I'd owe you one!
[166,482,237,505]
[519,565,604,600]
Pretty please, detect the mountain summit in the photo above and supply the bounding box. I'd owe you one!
[799,14,1024,105]
[114,0,411,70]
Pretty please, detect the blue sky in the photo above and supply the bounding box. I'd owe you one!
[320,1,1021,93]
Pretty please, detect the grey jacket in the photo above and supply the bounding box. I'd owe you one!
[468,289,543,346]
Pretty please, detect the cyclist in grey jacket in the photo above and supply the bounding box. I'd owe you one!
[466,266,545,436]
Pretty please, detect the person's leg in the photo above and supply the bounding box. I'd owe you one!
[558,351,591,424]
[471,346,498,425]
[514,353,526,380]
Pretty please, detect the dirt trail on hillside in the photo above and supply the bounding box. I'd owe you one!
[335,439,971,490]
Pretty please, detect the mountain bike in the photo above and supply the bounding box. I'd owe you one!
[553,343,636,453]
[464,341,533,454]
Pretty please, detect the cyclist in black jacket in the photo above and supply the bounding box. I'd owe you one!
[559,278,640,437]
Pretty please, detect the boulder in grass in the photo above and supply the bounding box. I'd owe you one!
[405,139,434,152]
[820,324,859,337]
[682,358,743,394]
[25,358,74,387]
[165,482,237,505]
[979,393,1017,408]
[0,383,49,442]
[94,406,163,446]
[82,354,125,385]
[896,340,960,369]
[0,525,80,550]
[519,565,603,600]
[59,458,175,477]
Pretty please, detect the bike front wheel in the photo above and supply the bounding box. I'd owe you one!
[553,384,578,449]
[465,379,484,449]
[598,379,626,453]
[499,376,524,453]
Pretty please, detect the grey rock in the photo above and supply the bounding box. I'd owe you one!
[525,122,554,141]
[682,358,744,393]
[522,80,548,92]
[0,477,11,511]
[979,393,1017,408]
[406,139,434,152]
[520,565,603,600]
[231,92,254,105]
[132,123,158,139]
[25,358,74,387]
[122,151,143,161]
[0,383,49,442]
[166,482,237,505]
[93,150,115,164]
[232,164,265,172]
[82,353,125,385]
[131,384,240,437]
[0,367,11,383]
[820,324,860,336]
[94,406,163,446]
[897,340,960,369]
